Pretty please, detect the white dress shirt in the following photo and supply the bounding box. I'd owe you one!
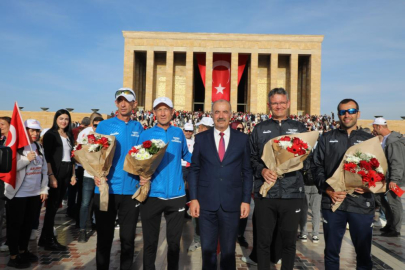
[214,126,230,152]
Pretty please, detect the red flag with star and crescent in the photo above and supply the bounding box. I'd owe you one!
[0,102,30,188]
[212,54,231,102]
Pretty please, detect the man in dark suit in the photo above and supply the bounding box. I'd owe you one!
[189,99,253,270]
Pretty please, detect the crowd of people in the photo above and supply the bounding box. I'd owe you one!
[0,87,404,270]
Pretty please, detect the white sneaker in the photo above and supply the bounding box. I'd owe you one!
[312,236,319,243]
[30,229,38,240]
[188,241,201,252]
[0,243,9,252]
[374,218,387,227]
[241,256,257,266]
[297,234,307,242]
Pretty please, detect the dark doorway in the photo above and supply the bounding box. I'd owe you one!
[193,53,205,111]
[134,51,147,108]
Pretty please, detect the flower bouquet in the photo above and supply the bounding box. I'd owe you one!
[123,139,168,202]
[72,133,116,211]
[327,136,387,211]
[260,131,319,197]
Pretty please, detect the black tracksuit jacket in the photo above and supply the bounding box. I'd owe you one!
[250,118,307,199]
[311,128,375,215]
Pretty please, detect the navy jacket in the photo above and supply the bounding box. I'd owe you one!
[188,128,253,212]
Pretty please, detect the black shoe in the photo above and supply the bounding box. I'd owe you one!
[44,237,67,251]
[20,251,38,263]
[380,226,391,232]
[7,255,31,269]
[381,231,400,237]
[238,236,249,248]
[78,230,87,243]
[37,236,47,247]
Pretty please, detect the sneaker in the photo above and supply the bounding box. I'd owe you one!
[297,234,307,242]
[78,230,87,243]
[241,256,257,266]
[0,243,9,252]
[312,236,319,243]
[381,231,400,237]
[30,229,38,241]
[188,241,201,252]
[20,251,38,263]
[7,255,31,269]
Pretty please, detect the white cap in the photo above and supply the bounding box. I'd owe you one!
[115,88,136,102]
[40,128,50,138]
[372,117,387,125]
[153,97,173,109]
[184,123,194,131]
[196,117,214,127]
[24,119,42,130]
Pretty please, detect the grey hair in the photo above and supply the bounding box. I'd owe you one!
[211,99,232,113]
[268,88,289,102]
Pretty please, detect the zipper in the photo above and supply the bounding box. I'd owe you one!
[165,127,169,199]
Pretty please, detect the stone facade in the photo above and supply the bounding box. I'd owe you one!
[122,31,323,114]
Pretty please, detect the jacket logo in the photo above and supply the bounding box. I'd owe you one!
[110,132,119,135]
[172,137,181,143]
[263,130,272,133]
[329,140,338,143]
[354,140,363,145]
[286,129,298,134]
[131,131,139,137]
[178,207,185,212]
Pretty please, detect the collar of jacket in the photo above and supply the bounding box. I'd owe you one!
[152,124,173,132]
[269,117,290,124]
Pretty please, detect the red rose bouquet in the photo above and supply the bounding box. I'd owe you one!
[260,131,319,197]
[72,132,116,211]
[327,136,387,211]
[124,139,168,202]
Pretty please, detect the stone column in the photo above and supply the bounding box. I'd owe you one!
[309,53,321,115]
[204,52,213,112]
[230,52,239,112]
[165,50,174,100]
[185,51,194,111]
[270,53,278,91]
[249,53,258,114]
[145,50,154,110]
[289,54,298,115]
[123,47,134,89]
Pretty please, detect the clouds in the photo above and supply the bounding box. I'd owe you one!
[0,0,404,119]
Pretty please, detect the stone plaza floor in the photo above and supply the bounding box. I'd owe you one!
[0,197,404,270]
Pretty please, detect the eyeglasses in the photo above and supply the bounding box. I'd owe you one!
[115,90,134,99]
[338,108,358,116]
[237,128,243,131]
[270,101,288,107]
[184,130,193,133]
[93,124,98,128]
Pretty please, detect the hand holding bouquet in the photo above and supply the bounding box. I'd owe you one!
[260,131,319,197]
[72,133,116,211]
[124,139,168,202]
[327,136,388,211]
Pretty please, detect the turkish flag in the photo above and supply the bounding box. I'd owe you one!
[212,54,231,102]
[0,102,30,188]
[391,185,404,197]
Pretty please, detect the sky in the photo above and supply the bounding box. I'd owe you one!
[1,0,404,119]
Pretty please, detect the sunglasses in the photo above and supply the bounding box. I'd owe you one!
[185,130,193,133]
[338,108,358,116]
[115,90,134,99]
[93,124,98,128]
[237,128,243,131]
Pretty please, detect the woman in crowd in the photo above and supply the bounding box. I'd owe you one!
[5,119,49,269]
[0,116,11,252]
[38,109,76,251]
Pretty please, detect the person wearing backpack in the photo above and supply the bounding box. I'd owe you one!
[4,119,49,268]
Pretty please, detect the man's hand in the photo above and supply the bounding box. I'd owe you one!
[354,187,368,194]
[40,194,48,202]
[326,187,347,204]
[70,176,77,186]
[49,176,58,188]
[261,168,277,185]
[94,177,108,187]
[240,202,250,219]
[140,176,151,186]
[190,200,200,218]
[389,182,397,190]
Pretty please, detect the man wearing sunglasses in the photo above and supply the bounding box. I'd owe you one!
[312,99,374,270]
[93,88,144,270]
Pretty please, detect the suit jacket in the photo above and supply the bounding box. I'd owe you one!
[43,129,73,176]
[188,128,253,212]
